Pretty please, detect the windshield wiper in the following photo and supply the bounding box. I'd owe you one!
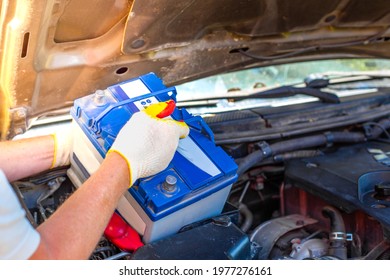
[178,70,390,106]
[232,85,340,104]
[235,71,390,104]
[177,84,341,105]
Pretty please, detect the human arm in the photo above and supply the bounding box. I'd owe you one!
[0,154,124,260]
[0,135,55,182]
[29,152,129,259]
[0,128,71,182]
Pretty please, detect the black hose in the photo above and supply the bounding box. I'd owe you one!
[367,118,390,139]
[273,150,323,162]
[237,150,265,176]
[322,206,347,260]
[237,131,366,176]
[239,203,253,233]
[272,132,365,155]
[271,135,329,155]
[236,117,390,176]
[322,206,346,233]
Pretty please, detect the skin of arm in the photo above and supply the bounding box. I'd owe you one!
[30,152,130,259]
[0,135,130,259]
[0,135,55,182]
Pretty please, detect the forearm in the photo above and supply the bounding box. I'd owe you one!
[30,152,130,259]
[0,135,54,182]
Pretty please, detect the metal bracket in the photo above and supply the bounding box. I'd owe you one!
[330,232,354,241]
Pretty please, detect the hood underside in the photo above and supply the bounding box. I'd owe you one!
[1,0,390,138]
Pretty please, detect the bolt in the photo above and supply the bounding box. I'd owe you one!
[162,175,177,193]
[94,90,106,106]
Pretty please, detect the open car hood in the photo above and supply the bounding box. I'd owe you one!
[1,0,390,137]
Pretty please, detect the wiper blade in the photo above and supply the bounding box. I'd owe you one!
[178,70,390,105]
[302,70,390,87]
[233,85,340,104]
[177,85,340,106]
[321,70,390,79]
[231,71,390,104]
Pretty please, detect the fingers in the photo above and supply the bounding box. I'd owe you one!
[139,110,190,139]
[166,119,189,139]
[141,101,189,139]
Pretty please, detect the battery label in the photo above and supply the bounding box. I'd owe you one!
[120,79,151,99]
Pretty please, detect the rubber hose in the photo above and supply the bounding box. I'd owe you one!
[239,203,253,233]
[322,206,346,233]
[369,118,390,139]
[331,131,366,143]
[237,131,366,176]
[237,150,265,176]
[273,150,323,162]
[271,135,329,155]
[322,206,347,260]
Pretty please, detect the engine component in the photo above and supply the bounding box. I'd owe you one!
[89,237,122,260]
[36,177,66,221]
[237,131,367,176]
[282,140,390,258]
[363,240,390,260]
[12,171,73,226]
[289,238,328,259]
[131,216,251,260]
[68,73,238,243]
[322,206,347,260]
[249,214,318,259]
[237,117,390,176]
[285,141,390,234]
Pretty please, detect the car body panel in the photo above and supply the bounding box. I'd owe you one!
[1,0,390,137]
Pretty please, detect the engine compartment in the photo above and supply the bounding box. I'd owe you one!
[129,137,390,260]
[282,141,390,259]
[12,79,390,260]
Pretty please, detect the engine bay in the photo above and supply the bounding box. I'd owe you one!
[11,75,390,260]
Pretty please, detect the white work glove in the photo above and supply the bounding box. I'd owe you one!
[12,123,72,169]
[108,111,189,186]
[51,125,73,168]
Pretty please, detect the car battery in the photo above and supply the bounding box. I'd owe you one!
[67,72,238,243]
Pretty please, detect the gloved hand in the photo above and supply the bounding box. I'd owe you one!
[51,125,73,168]
[108,110,189,186]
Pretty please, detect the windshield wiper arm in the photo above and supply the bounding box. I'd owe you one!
[177,85,341,106]
[234,85,340,104]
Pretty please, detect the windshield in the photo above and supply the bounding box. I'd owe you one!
[175,58,390,113]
